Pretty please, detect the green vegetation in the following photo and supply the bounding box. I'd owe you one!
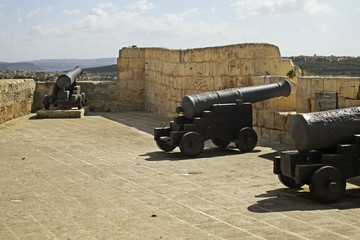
[285,56,360,77]
[287,69,296,78]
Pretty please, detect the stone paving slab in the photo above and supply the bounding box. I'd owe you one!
[36,106,90,118]
[1,111,360,239]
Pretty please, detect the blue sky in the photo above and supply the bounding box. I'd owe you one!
[0,0,359,62]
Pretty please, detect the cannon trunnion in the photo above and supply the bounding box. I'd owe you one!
[274,107,360,203]
[154,79,291,157]
[43,66,87,110]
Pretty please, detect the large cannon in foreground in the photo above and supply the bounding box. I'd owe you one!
[154,79,292,157]
[44,66,87,109]
[274,107,360,203]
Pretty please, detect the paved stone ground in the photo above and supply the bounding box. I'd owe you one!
[1,111,360,240]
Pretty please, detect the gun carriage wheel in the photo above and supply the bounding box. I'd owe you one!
[235,127,258,152]
[310,166,346,203]
[211,139,231,148]
[180,132,204,157]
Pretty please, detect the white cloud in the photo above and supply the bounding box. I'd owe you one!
[18,7,41,23]
[179,8,198,17]
[61,9,81,15]
[0,32,7,41]
[127,0,154,12]
[303,0,334,15]
[30,24,66,36]
[26,3,250,50]
[305,23,329,33]
[45,6,54,13]
[97,2,117,10]
[231,0,334,18]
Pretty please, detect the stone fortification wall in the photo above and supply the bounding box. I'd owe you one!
[116,44,296,144]
[0,79,35,123]
[117,47,145,111]
[296,76,360,113]
[252,75,360,145]
[131,44,295,117]
[6,43,359,148]
[252,75,297,145]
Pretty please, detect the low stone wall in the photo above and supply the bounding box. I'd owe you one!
[252,76,360,145]
[32,81,54,111]
[296,76,360,113]
[252,75,297,145]
[0,79,35,123]
[32,81,122,112]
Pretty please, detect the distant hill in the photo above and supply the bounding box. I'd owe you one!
[0,62,42,71]
[83,64,117,75]
[285,56,360,77]
[0,58,117,71]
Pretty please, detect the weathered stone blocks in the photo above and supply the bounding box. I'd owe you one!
[0,79,35,123]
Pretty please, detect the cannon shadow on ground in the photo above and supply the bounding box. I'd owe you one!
[248,178,360,212]
[141,144,261,161]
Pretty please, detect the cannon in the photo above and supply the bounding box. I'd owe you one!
[154,79,292,157]
[43,66,87,110]
[274,106,360,203]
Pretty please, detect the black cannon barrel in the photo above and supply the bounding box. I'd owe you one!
[177,79,291,119]
[56,66,83,89]
[291,107,360,152]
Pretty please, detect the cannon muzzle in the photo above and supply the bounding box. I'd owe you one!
[56,66,83,89]
[178,79,291,119]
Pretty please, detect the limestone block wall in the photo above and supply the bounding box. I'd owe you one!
[252,75,297,145]
[296,76,360,113]
[32,81,54,111]
[117,44,296,145]
[255,76,360,145]
[0,79,35,123]
[117,47,145,111]
[135,44,295,117]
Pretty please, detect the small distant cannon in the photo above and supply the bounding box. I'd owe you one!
[274,107,360,203]
[154,79,292,157]
[43,66,86,110]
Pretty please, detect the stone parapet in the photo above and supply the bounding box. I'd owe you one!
[130,43,295,118]
[116,44,297,145]
[0,79,35,123]
[33,81,127,112]
[296,76,360,113]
